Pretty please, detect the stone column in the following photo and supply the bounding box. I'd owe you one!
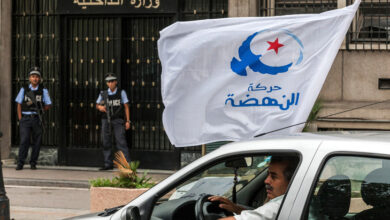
[229,0,258,17]
[0,0,12,159]
[338,0,347,49]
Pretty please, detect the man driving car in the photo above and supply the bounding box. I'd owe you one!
[209,156,299,220]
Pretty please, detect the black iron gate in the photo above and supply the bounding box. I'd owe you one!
[60,15,178,168]
[12,0,60,148]
[121,16,179,169]
[60,17,123,166]
[12,0,228,170]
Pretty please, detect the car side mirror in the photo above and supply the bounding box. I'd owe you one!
[225,157,253,168]
[122,206,140,220]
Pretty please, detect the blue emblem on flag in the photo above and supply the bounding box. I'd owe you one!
[231,29,304,76]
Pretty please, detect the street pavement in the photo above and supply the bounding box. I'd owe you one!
[7,185,90,220]
[2,165,173,220]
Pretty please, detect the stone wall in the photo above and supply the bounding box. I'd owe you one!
[0,0,12,159]
[317,50,390,130]
[320,51,390,102]
[10,147,58,166]
[228,0,258,17]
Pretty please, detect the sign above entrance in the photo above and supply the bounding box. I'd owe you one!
[57,0,177,14]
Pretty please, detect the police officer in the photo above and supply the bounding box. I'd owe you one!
[15,67,52,170]
[96,73,131,170]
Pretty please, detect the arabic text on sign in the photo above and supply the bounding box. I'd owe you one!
[73,0,160,9]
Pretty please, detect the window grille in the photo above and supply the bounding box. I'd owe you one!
[259,0,390,50]
[349,0,390,49]
[260,0,337,16]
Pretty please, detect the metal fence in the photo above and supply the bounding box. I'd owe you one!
[259,0,390,50]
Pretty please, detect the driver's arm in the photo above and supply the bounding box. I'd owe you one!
[208,196,246,214]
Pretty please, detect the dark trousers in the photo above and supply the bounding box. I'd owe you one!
[101,118,130,167]
[18,115,42,166]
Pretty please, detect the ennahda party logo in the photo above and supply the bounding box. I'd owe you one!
[224,29,303,111]
[231,29,304,76]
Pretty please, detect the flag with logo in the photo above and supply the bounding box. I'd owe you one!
[158,1,360,147]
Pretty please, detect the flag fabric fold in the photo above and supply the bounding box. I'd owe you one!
[158,1,360,147]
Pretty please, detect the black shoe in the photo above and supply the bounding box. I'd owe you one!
[31,164,37,170]
[16,164,23,170]
[99,166,113,171]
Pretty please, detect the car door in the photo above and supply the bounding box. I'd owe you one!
[111,138,322,220]
[289,139,390,220]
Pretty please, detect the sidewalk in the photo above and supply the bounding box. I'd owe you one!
[2,164,174,220]
[2,164,174,188]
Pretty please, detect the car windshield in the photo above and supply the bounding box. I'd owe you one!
[160,156,270,202]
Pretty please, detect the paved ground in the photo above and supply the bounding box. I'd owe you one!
[2,165,173,220]
[7,185,90,220]
[3,166,172,187]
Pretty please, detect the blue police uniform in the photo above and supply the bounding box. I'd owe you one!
[15,84,51,169]
[96,88,131,169]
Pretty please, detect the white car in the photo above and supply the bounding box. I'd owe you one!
[67,132,390,220]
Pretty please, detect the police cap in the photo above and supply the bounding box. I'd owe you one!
[29,66,41,77]
[105,72,117,81]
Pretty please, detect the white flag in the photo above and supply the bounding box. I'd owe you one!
[158,1,360,147]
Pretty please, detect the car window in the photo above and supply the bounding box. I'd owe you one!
[305,156,390,220]
[151,154,300,220]
[160,156,270,202]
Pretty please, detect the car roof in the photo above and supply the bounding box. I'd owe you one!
[310,130,390,142]
[211,131,390,157]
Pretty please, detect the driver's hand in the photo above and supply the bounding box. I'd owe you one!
[208,196,245,214]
